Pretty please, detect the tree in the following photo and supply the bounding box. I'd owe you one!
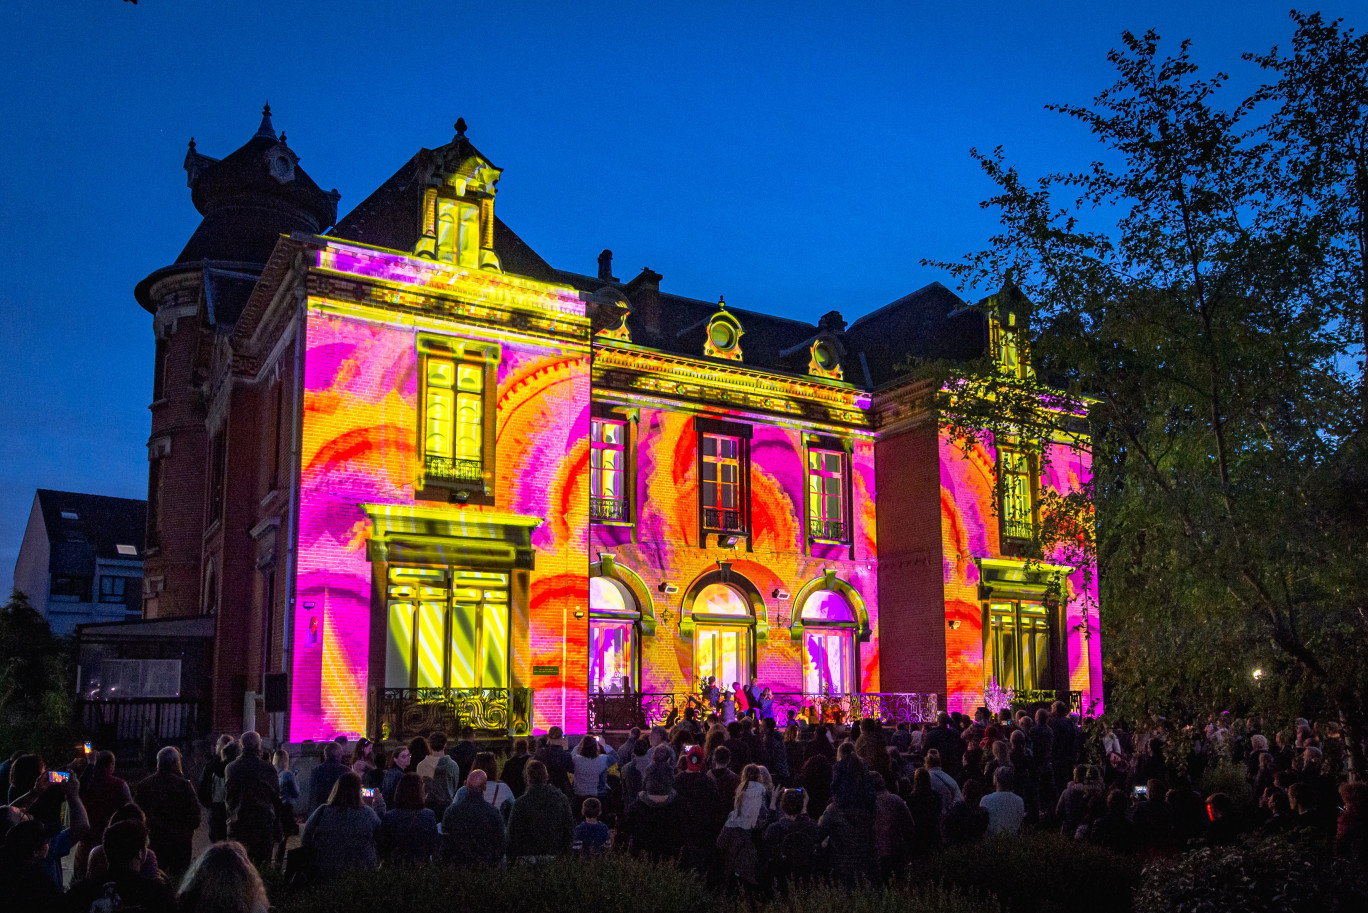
[925,17,1368,772]
[0,589,78,762]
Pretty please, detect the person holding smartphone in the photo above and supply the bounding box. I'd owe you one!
[4,753,92,891]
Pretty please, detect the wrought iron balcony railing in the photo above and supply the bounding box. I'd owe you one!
[378,687,533,739]
[424,455,484,484]
[587,690,939,732]
[703,506,744,531]
[808,518,847,542]
[590,497,629,522]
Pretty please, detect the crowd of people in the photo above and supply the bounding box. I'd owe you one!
[3,703,1365,909]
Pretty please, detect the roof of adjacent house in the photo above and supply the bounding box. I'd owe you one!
[35,490,146,565]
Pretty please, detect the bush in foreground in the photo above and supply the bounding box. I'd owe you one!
[1135,831,1368,913]
[906,832,1141,913]
[269,854,997,913]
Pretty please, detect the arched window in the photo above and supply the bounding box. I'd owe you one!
[692,583,753,690]
[799,590,856,696]
[589,577,639,694]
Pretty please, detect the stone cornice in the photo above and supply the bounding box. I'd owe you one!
[592,343,872,432]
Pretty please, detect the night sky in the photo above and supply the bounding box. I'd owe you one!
[0,2,1356,588]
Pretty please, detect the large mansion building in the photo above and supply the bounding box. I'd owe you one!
[134,108,1101,742]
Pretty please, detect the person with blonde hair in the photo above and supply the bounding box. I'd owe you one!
[177,841,269,913]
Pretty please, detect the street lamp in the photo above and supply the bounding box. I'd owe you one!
[1252,668,1263,681]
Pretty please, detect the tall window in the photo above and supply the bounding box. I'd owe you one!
[807,450,846,541]
[435,199,481,267]
[421,338,497,492]
[986,601,1053,693]
[799,590,857,695]
[692,583,752,688]
[152,338,168,401]
[702,434,743,531]
[269,378,284,492]
[385,565,510,690]
[990,314,1030,379]
[590,419,628,522]
[999,447,1035,541]
[207,433,226,525]
[146,459,162,549]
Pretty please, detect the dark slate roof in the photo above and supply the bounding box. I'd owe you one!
[174,108,339,267]
[330,137,558,282]
[846,282,987,387]
[36,490,146,572]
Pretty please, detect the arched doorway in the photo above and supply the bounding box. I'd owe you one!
[798,589,857,696]
[692,582,754,690]
[589,576,639,694]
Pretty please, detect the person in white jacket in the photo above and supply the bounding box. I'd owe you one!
[718,764,769,886]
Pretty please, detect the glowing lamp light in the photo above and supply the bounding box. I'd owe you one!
[1252,668,1264,681]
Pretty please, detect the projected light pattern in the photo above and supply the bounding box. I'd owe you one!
[938,431,1102,715]
[291,266,591,741]
[590,410,880,699]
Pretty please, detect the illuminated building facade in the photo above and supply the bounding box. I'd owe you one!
[135,110,1102,742]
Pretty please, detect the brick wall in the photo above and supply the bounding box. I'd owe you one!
[874,422,947,696]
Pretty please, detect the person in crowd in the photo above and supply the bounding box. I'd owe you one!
[307,741,349,817]
[855,718,892,783]
[85,803,161,880]
[406,736,429,773]
[506,759,574,862]
[450,726,480,785]
[1055,765,1093,837]
[763,787,820,894]
[926,713,964,783]
[574,797,611,853]
[907,767,943,857]
[872,771,915,882]
[224,730,279,864]
[74,749,133,880]
[176,841,270,913]
[1259,788,1295,834]
[719,688,737,724]
[416,731,460,814]
[708,746,742,825]
[760,717,790,785]
[4,755,91,889]
[2,819,64,908]
[349,737,377,781]
[300,771,381,880]
[452,751,515,819]
[533,727,575,795]
[1336,781,1368,868]
[818,779,877,885]
[671,746,718,872]
[924,749,961,813]
[618,766,684,865]
[501,738,531,798]
[571,734,616,806]
[1050,702,1079,788]
[378,772,438,865]
[715,764,767,886]
[273,748,300,866]
[196,736,232,842]
[1131,779,1173,852]
[758,688,775,720]
[1204,792,1240,845]
[442,769,505,866]
[722,721,752,772]
[133,745,200,876]
[63,820,176,913]
[381,745,410,807]
[981,767,1026,836]
[1088,788,1137,853]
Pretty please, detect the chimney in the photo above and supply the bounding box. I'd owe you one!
[597,249,618,282]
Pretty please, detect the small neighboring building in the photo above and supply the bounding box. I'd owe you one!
[13,489,146,636]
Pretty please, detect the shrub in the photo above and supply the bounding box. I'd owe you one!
[1198,757,1252,806]
[1135,831,1368,913]
[906,832,1141,913]
[269,854,999,913]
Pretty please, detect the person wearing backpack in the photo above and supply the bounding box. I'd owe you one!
[763,787,820,894]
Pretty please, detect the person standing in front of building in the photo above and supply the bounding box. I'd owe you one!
[224,731,280,864]
[135,746,202,876]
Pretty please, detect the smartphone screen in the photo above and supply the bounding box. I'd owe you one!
[83,742,92,754]
[49,771,70,783]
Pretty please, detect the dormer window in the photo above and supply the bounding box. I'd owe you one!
[704,300,744,361]
[990,313,1031,379]
[436,199,481,268]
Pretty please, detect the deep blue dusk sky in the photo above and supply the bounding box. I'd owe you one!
[0,2,1359,588]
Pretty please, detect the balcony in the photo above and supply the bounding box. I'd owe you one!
[376,687,533,739]
[808,518,847,542]
[424,455,483,484]
[590,497,629,522]
[703,506,744,532]
[588,690,940,732]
